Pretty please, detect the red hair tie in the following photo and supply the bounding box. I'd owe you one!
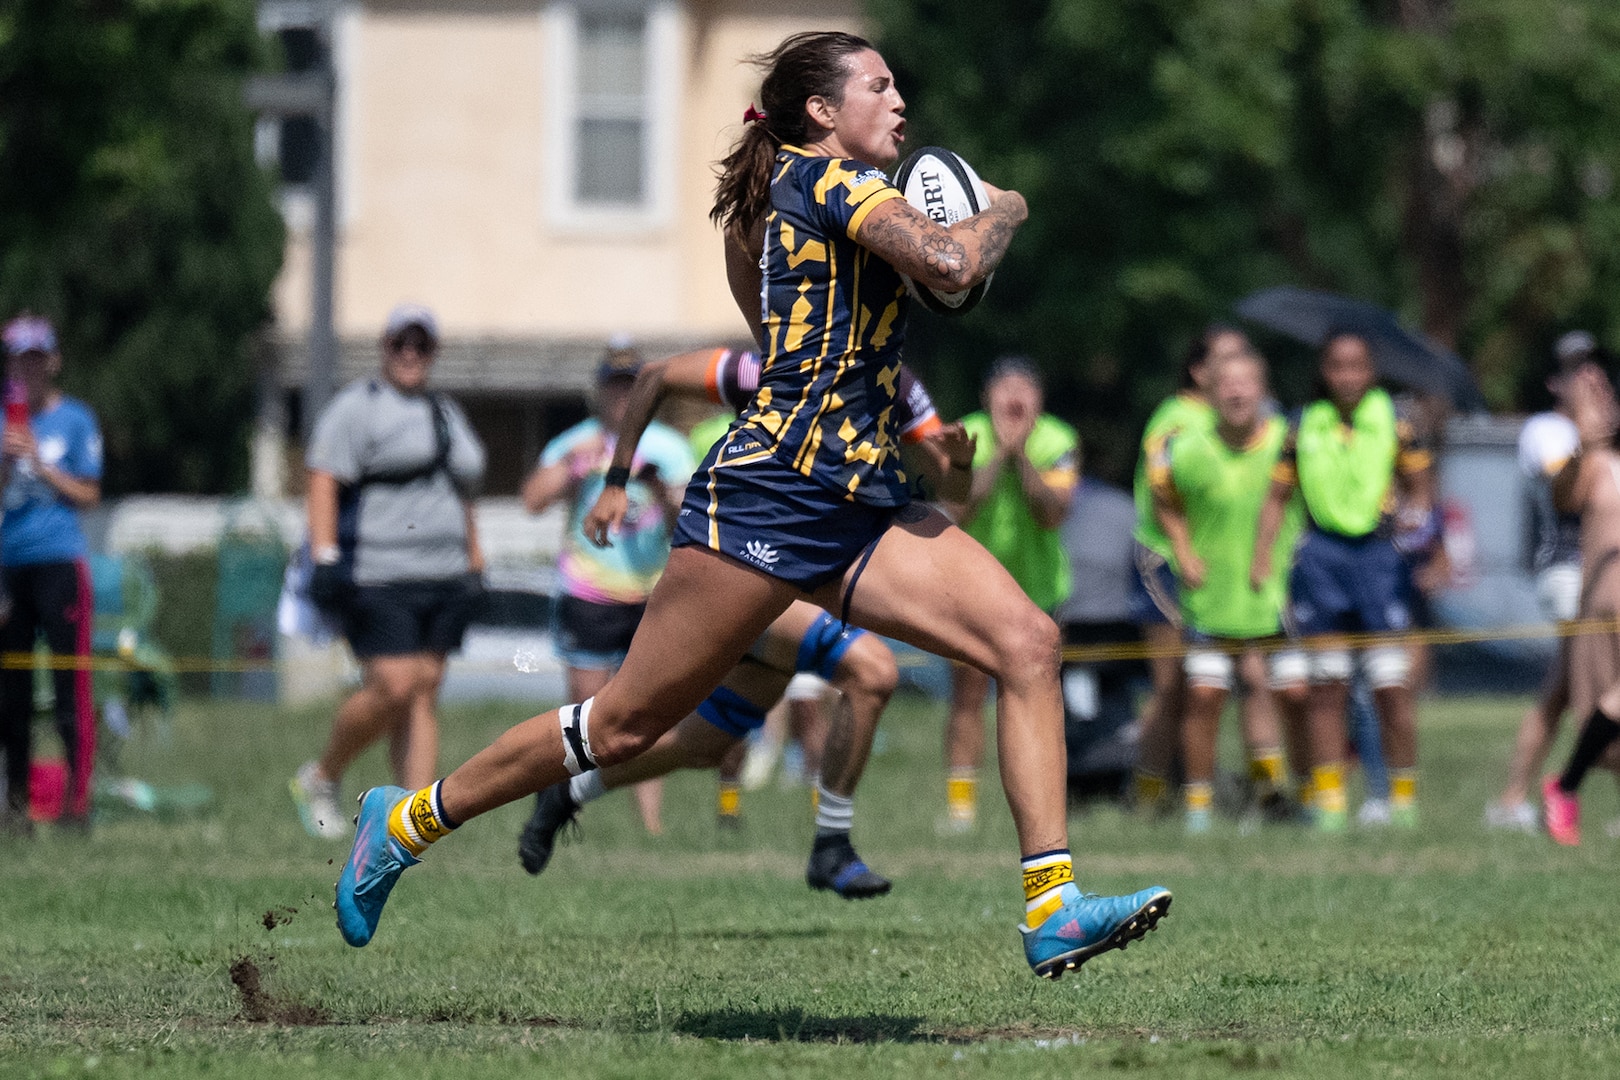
[744,104,768,125]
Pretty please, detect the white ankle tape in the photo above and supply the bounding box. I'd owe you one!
[559,698,597,775]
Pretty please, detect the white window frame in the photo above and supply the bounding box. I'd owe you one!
[542,0,680,233]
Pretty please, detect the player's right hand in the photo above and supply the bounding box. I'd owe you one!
[584,486,627,548]
[1180,553,1206,591]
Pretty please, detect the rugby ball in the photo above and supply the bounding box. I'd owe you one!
[893,146,993,316]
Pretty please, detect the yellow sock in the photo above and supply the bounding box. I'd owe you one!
[1311,763,1347,816]
[1185,781,1214,814]
[1297,777,1315,809]
[717,782,741,818]
[1391,769,1417,809]
[947,767,978,823]
[1021,851,1073,928]
[1249,750,1285,788]
[387,781,457,857]
[1134,770,1168,807]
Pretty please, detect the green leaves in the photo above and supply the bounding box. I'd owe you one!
[876,0,1620,467]
[0,0,282,493]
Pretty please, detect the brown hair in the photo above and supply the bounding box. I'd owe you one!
[710,31,875,239]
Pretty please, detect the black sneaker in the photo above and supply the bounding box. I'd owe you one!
[517,782,581,876]
[806,833,891,899]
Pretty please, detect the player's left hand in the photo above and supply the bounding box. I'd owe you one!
[584,486,628,548]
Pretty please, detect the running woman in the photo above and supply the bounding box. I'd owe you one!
[334,30,1169,979]
[523,342,960,898]
[1149,350,1306,833]
[1251,332,1434,832]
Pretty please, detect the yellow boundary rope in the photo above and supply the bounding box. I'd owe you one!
[4,617,1612,674]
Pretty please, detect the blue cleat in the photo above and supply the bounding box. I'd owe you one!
[1021,883,1172,980]
[335,786,419,947]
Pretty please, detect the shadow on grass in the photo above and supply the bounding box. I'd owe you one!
[673,1008,938,1044]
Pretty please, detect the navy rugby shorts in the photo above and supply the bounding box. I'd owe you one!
[1288,528,1412,637]
[671,435,897,591]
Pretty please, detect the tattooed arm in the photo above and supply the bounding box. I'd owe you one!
[855,184,1027,291]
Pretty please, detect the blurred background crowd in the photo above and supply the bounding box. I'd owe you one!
[4,1,1620,838]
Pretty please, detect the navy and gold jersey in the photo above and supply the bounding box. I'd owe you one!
[736,147,912,507]
[704,348,942,445]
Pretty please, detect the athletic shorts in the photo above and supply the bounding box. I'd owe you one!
[1288,529,1412,637]
[340,578,479,660]
[1128,541,1181,628]
[551,594,646,671]
[1537,563,1582,624]
[671,441,896,591]
[696,684,769,739]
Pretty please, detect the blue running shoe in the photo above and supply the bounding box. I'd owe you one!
[1021,883,1172,980]
[335,786,419,947]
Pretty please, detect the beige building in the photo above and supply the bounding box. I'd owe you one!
[257,0,861,492]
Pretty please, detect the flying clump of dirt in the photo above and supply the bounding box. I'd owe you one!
[261,906,298,931]
[229,955,329,1025]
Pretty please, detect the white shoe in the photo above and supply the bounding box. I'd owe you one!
[1484,800,1537,834]
[290,761,349,839]
[738,733,781,792]
[1356,798,1392,828]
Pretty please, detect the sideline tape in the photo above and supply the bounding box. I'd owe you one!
[0,617,1613,674]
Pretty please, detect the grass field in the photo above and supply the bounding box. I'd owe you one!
[6,689,1620,1078]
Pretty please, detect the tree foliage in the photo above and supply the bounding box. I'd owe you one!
[869,0,1620,479]
[0,0,283,494]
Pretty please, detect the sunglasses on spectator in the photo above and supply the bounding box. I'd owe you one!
[386,330,437,355]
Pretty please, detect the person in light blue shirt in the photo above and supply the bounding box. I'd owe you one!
[0,315,103,835]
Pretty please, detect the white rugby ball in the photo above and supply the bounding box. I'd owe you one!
[892,146,993,316]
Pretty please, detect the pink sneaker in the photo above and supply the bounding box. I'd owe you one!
[1542,776,1580,846]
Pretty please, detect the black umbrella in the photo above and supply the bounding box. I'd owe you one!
[1234,286,1485,412]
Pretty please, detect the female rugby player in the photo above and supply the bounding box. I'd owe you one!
[334,30,1169,979]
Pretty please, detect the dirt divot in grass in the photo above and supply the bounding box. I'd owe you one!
[228,955,329,1025]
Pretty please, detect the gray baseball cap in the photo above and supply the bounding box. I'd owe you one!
[1554,329,1597,366]
[384,302,439,343]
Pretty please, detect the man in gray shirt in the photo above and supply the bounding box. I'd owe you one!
[289,303,487,840]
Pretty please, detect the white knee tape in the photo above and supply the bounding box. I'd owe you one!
[1184,649,1234,691]
[1363,646,1411,690]
[559,697,597,775]
[1267,649,1308,690]
[1309,649,1353,684]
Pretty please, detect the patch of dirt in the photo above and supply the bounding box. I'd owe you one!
[261,906,298,931]
[229,955,330,1025]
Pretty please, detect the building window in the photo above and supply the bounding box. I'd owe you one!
[545,1,678,230]
[575,10,647,205]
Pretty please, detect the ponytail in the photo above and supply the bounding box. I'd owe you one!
[710,31,874,240]
[711,122,781,240]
